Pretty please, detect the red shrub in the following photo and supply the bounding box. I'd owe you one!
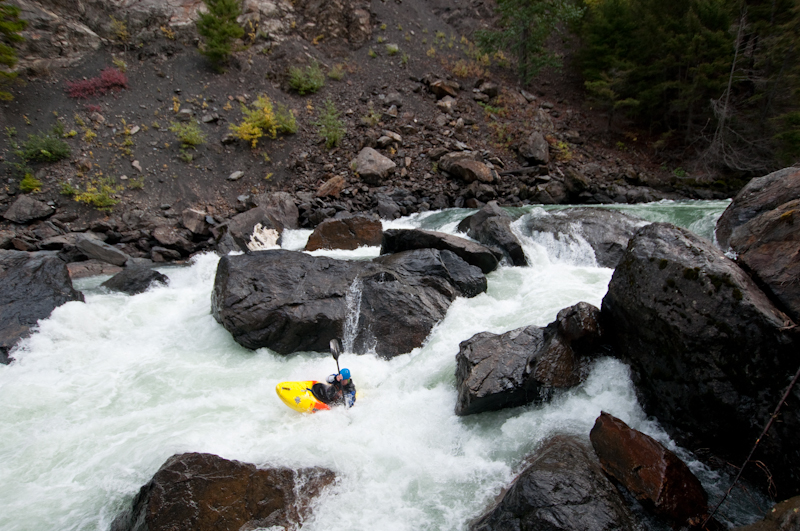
[66,68,128,99]
[84,104,102,113]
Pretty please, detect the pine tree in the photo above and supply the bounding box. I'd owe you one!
[196,0,244,72]
[476,0,584,84]
[0,0,27,100]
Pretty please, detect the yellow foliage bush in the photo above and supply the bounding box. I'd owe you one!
[229,95,296,149]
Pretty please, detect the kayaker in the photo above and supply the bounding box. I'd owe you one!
[322,368,356,408]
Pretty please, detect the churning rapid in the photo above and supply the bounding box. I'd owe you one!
[0,201,764,531]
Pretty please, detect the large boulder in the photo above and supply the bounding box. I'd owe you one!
[457,202,528,267]
[211,248,486,357]
[729,199,800,323]
[470,435,638,531]
[716,167,800,249]
[519,131,550,164]
[381,228,500,274]
[110,452,335,531]
[455,302,604,416]
[351,147,396,185]
[101,266,169,295]
[601,222,800,497]
[0,250,84,363]
[590,412,709,527]
[304,214,383,251]
[522,207,649,268]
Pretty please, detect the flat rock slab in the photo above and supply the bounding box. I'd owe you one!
[381,228,500,274]
[110,452,335,531]
[2,195,55,223]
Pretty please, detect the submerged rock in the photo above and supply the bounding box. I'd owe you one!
[470,435,638,531]
[601,222,800,497]
[101,265,169,295]
[0,250,84,363]
[211,248,486,357]
[590,412,709,527]
[110,452,335,531]
[454,302,604,416]
[522,207,649,268]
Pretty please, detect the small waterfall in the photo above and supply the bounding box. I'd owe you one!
[342,277,364,354]
[512,214,598,268]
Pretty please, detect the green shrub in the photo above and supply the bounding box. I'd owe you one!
[386,43,399,56]
[73,177,122,211]
[328,64,345,81]
[314,98,346,149]
[230,94,296,148]
[288,61,325,95]
[361,102,381,127]
[17,124,71,163]
[169,120,207,149]
[19,172,41,192]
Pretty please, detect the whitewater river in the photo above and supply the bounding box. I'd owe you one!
[0,200,767,530]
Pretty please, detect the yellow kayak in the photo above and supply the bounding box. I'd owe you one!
[275,381,331,414]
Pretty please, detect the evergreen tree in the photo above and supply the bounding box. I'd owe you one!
[0,0,27,100]
[476,0,584,84]
[196,0,244,72]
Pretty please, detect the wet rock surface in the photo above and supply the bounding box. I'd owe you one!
[211,248,485,357]
[110,452,335,531]
[0,250,84,363]
[457,202,528,266]
[470,435,638,531]
[590,412,709,527]
[454,302,604,416]
[100,265,169,295]
[522,206,649,268]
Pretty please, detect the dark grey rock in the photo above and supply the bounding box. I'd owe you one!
[457,202,528,266]
[211,248,486,357]
[110,452,334,531]
[3,195,55,223]
[76,235,131,266]
[0,250,84,363]
[455,302,604,416]
[381,228,500,274]
[470,435,638,531]
[101,266,169,295]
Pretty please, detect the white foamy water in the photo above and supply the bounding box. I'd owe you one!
[0,201,764,531]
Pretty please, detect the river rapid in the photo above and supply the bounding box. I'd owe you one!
[0,200,767,530]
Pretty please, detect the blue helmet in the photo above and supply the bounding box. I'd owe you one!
[340,368,351,380]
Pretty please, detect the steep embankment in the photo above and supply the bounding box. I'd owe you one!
[0,0,715,250]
